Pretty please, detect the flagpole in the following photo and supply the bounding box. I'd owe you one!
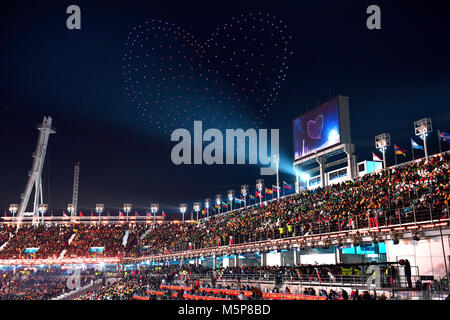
[395,149,397,166]
[438,130,442,154]
[411,140,414,161]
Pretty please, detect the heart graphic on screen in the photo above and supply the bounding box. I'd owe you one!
[122,12,292,134]
[307,114,324,140]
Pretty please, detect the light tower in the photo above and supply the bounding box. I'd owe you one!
[17,117,55,225]
[95,204,104,217]
[204,198,211,218]
[151,203,159,224]
[38,204,48,224]
[273,154,280,199]
[241,185,249,208]
[227,190,235,211]
[179,203,187,223]
[9,204,19,219]
[67,203,75,222]
[71,162,80,218]
[123,203,132,221]
[375,133,391,169]
[193,202,201,221]
[256,179,264,205]
[215,194,222,214]
[414,118,432,160]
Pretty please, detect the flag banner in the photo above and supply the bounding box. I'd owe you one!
[201,209,206,215]
[411,138,424,150]
[372,152,382,162]
[63,211,68,218]
[135,211,139,216]
[249,195,255,200]
[235,198,242,204]
[119,211,125,217]
[265,188,273,195]
[162,211,166,217]
[272,185,279,191]
[79,212,84,217]
[214,204,219,209]
[439,130,450,142]
[256,191,263,198]
[283,182,292,189]
[395,145,407,156]
[222,203,228,208]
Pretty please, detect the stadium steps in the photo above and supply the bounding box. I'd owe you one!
[139,227,153,240]
[58,249,67,259]
[0,235,12,252]
[68,233,77,245]
[122,230,130,247]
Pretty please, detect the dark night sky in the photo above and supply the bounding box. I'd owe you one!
[0,0,449,216]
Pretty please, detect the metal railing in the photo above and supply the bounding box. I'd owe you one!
[138,201,449,256]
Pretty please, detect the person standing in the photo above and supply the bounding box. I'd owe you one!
[404,259,412,288]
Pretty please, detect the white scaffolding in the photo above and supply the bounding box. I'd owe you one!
[17,116,55,225]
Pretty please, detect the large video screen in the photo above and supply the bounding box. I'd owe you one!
[293,98,341,159]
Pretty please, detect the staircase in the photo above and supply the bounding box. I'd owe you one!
[0,233,13,252]
[58,249,67,259]
[139,226,153,240]
[122,230,130,247]
[68,233,76,245]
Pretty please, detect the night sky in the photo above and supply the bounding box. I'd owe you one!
[0,0,449,216]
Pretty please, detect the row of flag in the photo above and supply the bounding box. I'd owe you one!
[372,130,450,162]
[209,181,294,213]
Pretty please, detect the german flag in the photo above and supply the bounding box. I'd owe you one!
[394,145,407,156]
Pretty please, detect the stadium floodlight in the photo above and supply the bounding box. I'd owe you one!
[193,202,201,221]
[215,194,222,214]
[151,203,159,223]
[123,203,132,220]
[273,154,280,199]
[204,198,210,209]
[150,203,159,213]
[204,198,211,218]
[414,118,432,160]
[227,190,235,211]
[38,204,48,222]
[256,179,264,205]
[375,133,391,169]
[179,203,187,222]
[241,184,248,208]
[67,203,75,215]
[95,204,104,216]
[9,204,19,218]
[241,184,248,196]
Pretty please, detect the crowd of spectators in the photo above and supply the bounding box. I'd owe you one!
[135,153,449,254]
[76,263,395,300]
[0,225,13,248]
[0,225,73,259]
[64,224,128,258]
[0,153,447,260]
[0,267,94,300]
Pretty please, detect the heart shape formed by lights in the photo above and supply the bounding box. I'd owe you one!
[306,114,324,140]
[122,12,292,134]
